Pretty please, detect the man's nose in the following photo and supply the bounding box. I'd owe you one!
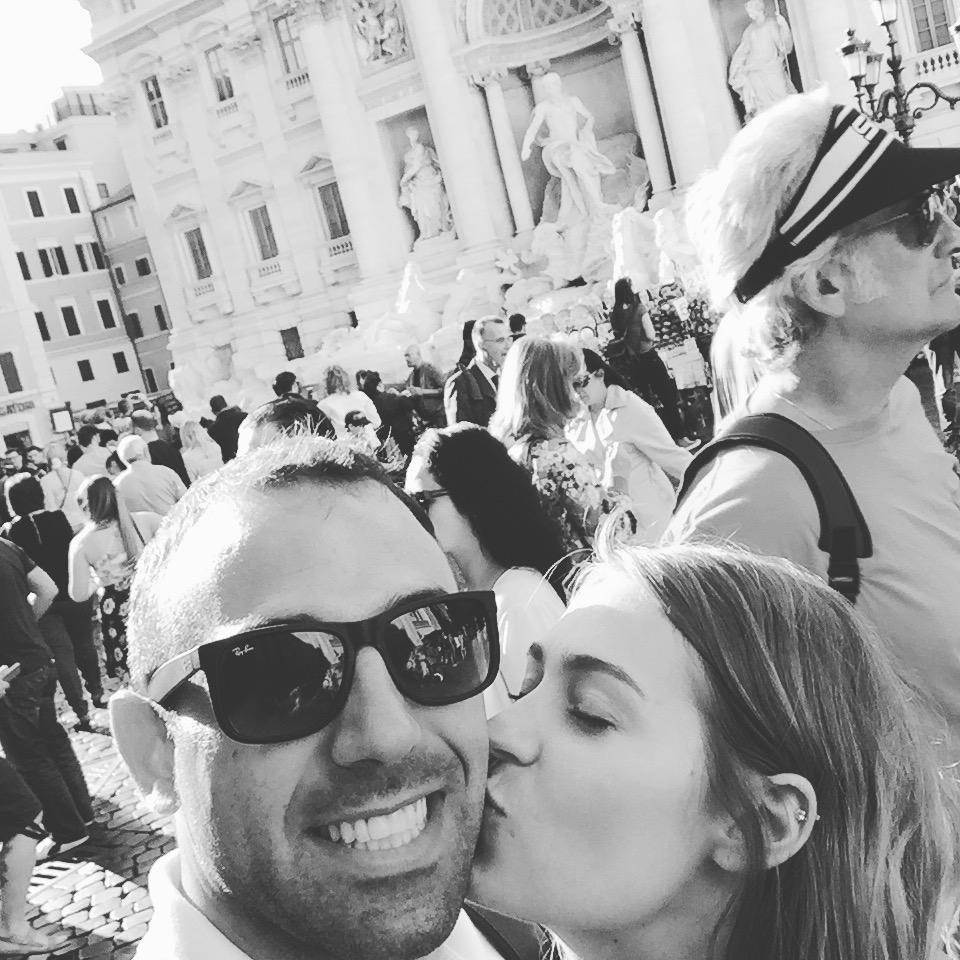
[329,647,421,767]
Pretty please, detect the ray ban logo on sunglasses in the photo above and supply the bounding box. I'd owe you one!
[233,644,255,657]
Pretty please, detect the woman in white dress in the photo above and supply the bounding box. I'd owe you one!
[179,421,223,482]
[405,424,567,714]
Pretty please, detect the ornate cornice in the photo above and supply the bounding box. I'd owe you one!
[225,28,264,58]
[161,57,196,85]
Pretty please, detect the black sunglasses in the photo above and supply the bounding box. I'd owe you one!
[409,489,449,510]
[146,591,500,745]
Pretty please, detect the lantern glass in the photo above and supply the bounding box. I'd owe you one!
[871,0,899,26]
[839,31,868,82]
[865,50,884,88]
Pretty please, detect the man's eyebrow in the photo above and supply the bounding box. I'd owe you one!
[562,654,645,699]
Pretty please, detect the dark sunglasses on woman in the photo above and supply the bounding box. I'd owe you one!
[146,591,500,744]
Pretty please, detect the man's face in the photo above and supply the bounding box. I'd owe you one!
[165,482,487,959]
[404,348,420,369]
[2,452,20,475]
[478,324,510,370]
[26,449,45,470]
[843,206,960,343]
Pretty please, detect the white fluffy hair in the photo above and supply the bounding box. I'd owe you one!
[686,90,887,370]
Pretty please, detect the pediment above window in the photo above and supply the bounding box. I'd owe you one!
[167,203,203,223]
[227,180,273,204]
[297,154,336,183]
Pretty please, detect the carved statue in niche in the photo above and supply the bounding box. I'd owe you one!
[352,0,408,63]
[398,126,454,242]
[728,0,797,121]
[520,72,615,228]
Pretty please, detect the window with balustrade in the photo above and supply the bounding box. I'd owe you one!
[184,227,213,280]
[142,75,169,129]
[274,14,306,74]
[248,205,279,261]
[911,0,955,50]
[317,183,350,240]
[206,45,235,102]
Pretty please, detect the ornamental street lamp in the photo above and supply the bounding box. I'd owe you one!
[838,2,960,144]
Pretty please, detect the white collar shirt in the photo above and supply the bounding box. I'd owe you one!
[135,851,506,960]
[473,360,497,389]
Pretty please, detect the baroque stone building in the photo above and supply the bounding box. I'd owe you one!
[79,0,960,414]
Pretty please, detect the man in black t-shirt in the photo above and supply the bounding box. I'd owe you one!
[0,539,93,857]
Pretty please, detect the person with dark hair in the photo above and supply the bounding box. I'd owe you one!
[604,277,688,443]
[319,365,381,437]
[359,369,416,457]
[0,537,93,861]
[72,424,109,478]
[106,435,533,960]
[206,395,247,463]
[470,543,960,960]
[104,452,125,478]
[64,444,83,469]
[2,474,105,727]
[508,314,526,342]
[69,475,161,679]
[22,448,46,478]
[272,371,299,398]
[456,319,477,372]
[406,424,566,709]
[236,395,336,455]
[568,349,693,542]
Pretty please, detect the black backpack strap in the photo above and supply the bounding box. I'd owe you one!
[676,413,873,603]
[463,902,546,960]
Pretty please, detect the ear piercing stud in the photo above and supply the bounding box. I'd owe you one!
[796,808,820,823]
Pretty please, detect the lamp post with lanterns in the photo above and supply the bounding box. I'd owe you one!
[838,0,960,144]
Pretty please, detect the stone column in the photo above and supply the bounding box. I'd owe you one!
[472,68,535,234]
[606,0,673,198]
[402,0,500,248]
[640,0,727,187]
[296,2,408,277]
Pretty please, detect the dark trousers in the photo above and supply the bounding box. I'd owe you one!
[0,757,42,843]
[0,665,92,842]
[39,599,102,719]
[631,350,685,440]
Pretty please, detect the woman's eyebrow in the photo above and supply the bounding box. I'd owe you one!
[561,654,645,698]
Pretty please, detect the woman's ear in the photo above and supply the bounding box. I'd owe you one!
[756,773,817,869]
[109,689,179,817]
[710,773,817,874]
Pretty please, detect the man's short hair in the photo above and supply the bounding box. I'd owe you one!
[126,437,432,692]
[273,371,297,397]
[508,313,526,335]
[117,435,148,465]
[209,395,227,414]
[236,397,335,455]
[471,316,505,351]
[77,425,101,449]
[131,411,157,432]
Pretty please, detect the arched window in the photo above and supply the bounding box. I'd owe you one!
[481,0,603,37]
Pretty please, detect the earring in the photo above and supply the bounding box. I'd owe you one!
[795,808,808,823]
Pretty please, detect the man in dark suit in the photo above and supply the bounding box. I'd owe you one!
[206,395,247,463]
[131,411,191,486]
[444,317,510,428]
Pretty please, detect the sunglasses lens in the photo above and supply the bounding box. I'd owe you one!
[383,597,496,705]
[213,631,346,743]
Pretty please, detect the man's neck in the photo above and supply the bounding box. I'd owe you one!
[761,330,921,428]
[139,430,159,443]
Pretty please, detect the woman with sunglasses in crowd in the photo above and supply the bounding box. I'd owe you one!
[489,337,615,555]
[567,349,693,543]
[405,424,567,713]
[68,476,161,679]
[470,541,960,960]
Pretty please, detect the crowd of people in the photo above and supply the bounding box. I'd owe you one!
[1,90,960,958]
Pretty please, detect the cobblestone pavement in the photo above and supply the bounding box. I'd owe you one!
[18,695,175,959]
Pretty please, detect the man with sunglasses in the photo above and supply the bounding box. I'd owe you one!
[669,93,960,759]
[108,437,539,960]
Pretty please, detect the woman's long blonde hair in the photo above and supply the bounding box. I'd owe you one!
[488,337,581,446]
[79,475,147,561]
[179,420,218,452]
[575,542,960,960]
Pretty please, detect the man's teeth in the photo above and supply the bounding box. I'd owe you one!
[326,797,428,851]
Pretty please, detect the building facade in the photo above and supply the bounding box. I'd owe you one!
[80,0,960,414]
[93,186,174,394]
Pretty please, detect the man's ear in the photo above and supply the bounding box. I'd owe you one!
[710,773,817,874]
[109,689,179,817]
[795,260,847,319]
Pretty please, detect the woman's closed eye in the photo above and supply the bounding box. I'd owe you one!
[568,705,615,733]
